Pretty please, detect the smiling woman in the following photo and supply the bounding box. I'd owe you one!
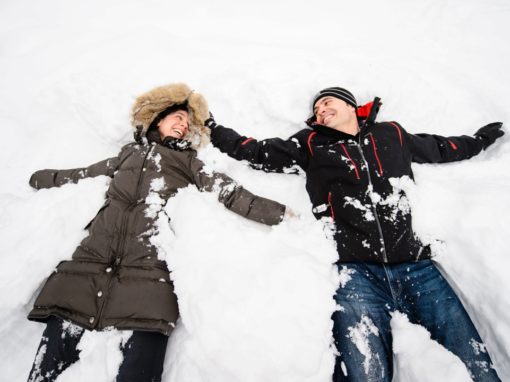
[157,110,190,139]
[25,83,290,382]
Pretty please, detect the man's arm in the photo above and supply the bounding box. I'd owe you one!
[207,117,308,173]
[400,122,504,164]
[189,154,286,226]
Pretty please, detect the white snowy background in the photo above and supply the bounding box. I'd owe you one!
[0,0,509,381]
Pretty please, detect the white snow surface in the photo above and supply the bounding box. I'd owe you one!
[0,0,509,381]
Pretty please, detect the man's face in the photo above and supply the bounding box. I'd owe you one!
[313,97,356,129]
[157,110,189,139]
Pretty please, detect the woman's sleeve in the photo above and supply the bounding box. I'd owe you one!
[29,155,121,190]
[189,154,286,226]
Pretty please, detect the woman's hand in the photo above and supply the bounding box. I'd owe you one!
[283,207,300,221]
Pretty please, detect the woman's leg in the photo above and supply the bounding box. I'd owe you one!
[28,316,84,382]
[116,330,169,382]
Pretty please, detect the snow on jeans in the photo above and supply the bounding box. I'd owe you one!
[332,259,500,382]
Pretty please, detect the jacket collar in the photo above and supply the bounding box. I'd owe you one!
[162,136,192,151]
[145,129,192,151]
[311,124,360,141]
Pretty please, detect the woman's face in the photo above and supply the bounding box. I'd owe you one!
[157,110,190,139]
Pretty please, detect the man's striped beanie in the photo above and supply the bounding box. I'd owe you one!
[312,87,357,110]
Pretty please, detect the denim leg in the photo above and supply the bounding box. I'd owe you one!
[27,316,84,382]
[399,260,501,382]
[332,264,395,382]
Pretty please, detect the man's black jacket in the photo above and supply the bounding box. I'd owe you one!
[210,120,484,263]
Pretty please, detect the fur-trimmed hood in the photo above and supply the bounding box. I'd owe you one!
[131,83,210,149]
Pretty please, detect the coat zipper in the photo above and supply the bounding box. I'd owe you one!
[95,144,154,328]
[355,137,389,263]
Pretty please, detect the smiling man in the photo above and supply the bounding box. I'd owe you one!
[205,86,504,381]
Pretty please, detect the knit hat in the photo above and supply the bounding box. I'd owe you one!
[312,87,357,109]
[131,83,209,149]
[307,87,357,126]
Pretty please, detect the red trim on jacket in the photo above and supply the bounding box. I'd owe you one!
[328,192,335,220]
[307,132,317,155]
[369,135,384,176]
[356,102,374,118]
[357,101,374,119]
[389,122,403,147]
[241,138,254,146]
[340,143,361,180]
[448,139,458,150]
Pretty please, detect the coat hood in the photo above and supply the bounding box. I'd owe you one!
[131,83,210,149]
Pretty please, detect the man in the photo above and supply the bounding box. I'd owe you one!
[205,86,503,381]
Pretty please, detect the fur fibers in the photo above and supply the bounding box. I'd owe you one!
[131,83,210,148]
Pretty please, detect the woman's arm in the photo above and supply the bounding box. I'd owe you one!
[29,156,121,190]
[189,154,286,226]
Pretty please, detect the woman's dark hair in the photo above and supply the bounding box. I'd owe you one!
[148,103,188,131]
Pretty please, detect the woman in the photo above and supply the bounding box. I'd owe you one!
[27,83,289,381]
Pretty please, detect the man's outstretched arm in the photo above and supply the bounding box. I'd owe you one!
[401,122,504,164]
[206,116,308,173]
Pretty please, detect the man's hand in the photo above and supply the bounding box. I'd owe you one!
[474,122,504,149]
[205,112,217,130]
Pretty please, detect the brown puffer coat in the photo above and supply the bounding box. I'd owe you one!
[27,84,286,335]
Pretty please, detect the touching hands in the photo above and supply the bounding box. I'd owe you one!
[475,122,504,149]
[205,112,217,130]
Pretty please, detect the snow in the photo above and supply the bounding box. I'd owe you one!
[391,312,473,382]
[347,315,382,378]
[1,0,509,381]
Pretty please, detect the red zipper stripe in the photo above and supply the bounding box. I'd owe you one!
[241,137,254,145]
[328,192,335,220]
[389,122,403,147]
[448,139,458,150]
[307,132,317,155]
[369,135,384,176]
[340,143,360,180]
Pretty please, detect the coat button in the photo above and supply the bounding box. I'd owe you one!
[97,291,103,297]
[106,267,112,273]
[89,317,95,324]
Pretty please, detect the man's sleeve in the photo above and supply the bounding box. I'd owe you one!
[189,154,286,226]
[398,122,485,164]
[210,124,308,173]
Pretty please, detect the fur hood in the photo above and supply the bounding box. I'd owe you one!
[131,83,210,149]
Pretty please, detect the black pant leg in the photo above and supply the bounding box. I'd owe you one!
[116,331,169,382]
[28,316,84,382]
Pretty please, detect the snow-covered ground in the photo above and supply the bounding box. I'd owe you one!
[1,0,509,381]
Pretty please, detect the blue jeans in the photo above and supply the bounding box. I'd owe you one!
[332,260,500,381]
